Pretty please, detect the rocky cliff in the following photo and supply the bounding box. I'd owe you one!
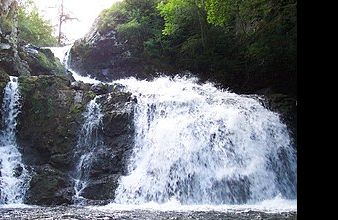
[0,0,30,77]
[69,28,150,82]
[15,76,134,205]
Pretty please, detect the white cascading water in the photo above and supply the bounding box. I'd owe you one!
[72,96,104,204]
[114,76,297,205]
[48,46,101,84]
[0,77,30,204]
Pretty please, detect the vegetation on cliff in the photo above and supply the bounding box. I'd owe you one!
[94,0,296,95]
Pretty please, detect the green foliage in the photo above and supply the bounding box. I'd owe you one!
[204,0,236,26]
[17,5,57,47]
[157,0,191,35]
[98,0,164,57]
[96,0,297,94]
[97,1,129,32]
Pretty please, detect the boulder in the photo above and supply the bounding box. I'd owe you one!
[80,174,120,202]
[69,29,148,82]
[18,45,74,81]
[24,164,74,205]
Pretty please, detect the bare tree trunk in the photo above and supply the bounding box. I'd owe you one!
[58,0,64,46]
[195,0,206,50]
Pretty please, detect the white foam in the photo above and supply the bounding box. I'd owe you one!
[113,76,297,205]
[0,203,36,209]
[0,77,31,205]
[92,196,296,213]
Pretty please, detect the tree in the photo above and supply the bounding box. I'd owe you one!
[17,2,58,47]
[57,0,78,45]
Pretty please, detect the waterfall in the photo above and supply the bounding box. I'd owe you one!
[0,77,30,204]
[114,76,297,205]
[48,46,101,84]
[72,96,104,204]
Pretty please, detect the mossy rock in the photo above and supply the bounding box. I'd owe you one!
[18,46,71,79]
[0,16,15,34]
[17,75,95,160]
[0,67,10,83]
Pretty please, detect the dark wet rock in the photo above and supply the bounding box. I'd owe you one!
[13,164,23,178]
[24,164,74,205]
[18,45,74,81]
[73,91,134,202]
[99,91,135,173]
[15,75,95,204]
[90,83,111,95]
[8,75,135,205]
[263,93,297,146]
[49,152,75,172]
[0,69,10,103]
[69,28,149,82]
[81,174,120,202]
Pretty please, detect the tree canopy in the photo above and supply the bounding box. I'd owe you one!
[17,1,57,47]
[89,0,297,94]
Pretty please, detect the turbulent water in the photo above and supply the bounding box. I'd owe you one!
[0,46,298,218]
[114,76,297,205]
[72,96,104,204]
[0,205,297,220]
[0,77,30,204]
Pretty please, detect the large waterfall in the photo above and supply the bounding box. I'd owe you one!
[72,96,104,204]
[48,46,296,208]
[114,76,297,205]
[0,77,30,204]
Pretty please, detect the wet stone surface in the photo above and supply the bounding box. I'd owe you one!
[0,206,297,220]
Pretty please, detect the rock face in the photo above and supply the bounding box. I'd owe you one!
[0,0,30,76]
[19,45,72,79]
[16,75,93,205]
[0,69,10,102]
[69,28,149,82]
[12,75,134,205]
[1,0,68,79]
[264,93,297,146]
[79,92,134,203]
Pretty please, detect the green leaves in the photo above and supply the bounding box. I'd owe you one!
[157,0,204,36]
[18,6,57,47]
[93,0,296,94]
[204,0,237,26]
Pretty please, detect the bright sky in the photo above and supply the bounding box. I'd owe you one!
[31,0,121,42]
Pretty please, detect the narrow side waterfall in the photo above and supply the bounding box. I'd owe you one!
[48,46,101,84]
[114,76,297,205]
[0,77,30,204]
[72,96,104,204]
